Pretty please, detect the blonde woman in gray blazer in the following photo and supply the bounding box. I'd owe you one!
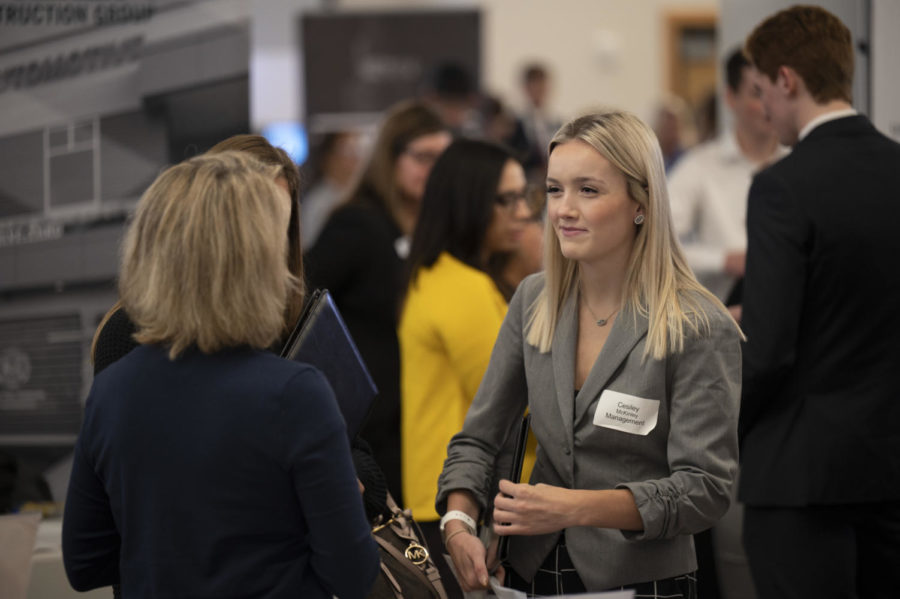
[436,111,743,596]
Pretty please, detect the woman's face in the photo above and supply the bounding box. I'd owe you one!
[516,215,545,274]
[546,140,642,267]
[484,159,529,254]
[393,131,452,202]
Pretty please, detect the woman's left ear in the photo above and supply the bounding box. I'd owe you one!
[633,209,645,226]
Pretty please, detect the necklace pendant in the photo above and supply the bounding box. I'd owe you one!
[596,319,608,326]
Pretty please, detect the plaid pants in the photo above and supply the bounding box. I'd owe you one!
[505,540,698,598]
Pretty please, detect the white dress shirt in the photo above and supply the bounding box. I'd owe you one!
[798,107,858,141]
[667,130,788,301]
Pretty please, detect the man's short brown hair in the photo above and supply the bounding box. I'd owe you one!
[745,5,853,104]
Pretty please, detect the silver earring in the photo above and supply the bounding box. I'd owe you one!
[634,214,645,225]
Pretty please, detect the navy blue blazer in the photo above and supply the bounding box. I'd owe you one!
[63,344,379,598]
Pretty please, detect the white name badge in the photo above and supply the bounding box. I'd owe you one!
[593,389,660,436]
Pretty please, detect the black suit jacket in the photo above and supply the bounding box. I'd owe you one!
[303,196,405,504]
[738,115,900,506]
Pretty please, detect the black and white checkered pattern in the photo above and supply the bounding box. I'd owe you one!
[505,541,698,598]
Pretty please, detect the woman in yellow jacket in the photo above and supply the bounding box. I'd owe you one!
[399,139,530,597]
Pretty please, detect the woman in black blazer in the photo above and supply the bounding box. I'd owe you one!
[304,100,451,506]
[63,152,379,598]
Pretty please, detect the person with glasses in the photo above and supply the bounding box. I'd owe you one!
[305,101,451,507]
[488,185,546,302]
[398,139,530,598]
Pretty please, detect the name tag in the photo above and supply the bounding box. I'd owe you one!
[593,389,660,436]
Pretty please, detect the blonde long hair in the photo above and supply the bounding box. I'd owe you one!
[119,151,298,359]
[526,111,741,359]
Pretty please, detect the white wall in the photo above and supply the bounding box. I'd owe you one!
[250,0,321,131]
[871,0,900,141]
[336,0,717,124]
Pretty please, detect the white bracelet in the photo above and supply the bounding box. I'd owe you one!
[439,510,477,534]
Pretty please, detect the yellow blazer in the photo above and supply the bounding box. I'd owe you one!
[399,252,508,521]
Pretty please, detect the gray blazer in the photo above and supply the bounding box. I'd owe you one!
[436,273,741,590]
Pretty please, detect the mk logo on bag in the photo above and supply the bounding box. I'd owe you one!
[369,493,448,599]
[404,542,429,565]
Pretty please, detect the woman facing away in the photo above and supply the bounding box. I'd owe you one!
[305,100,451,506]
[63,152,379,598]
[398,139,530,597]
[436,111,743,597]
[91,134,305,375]
[90,133,391,528]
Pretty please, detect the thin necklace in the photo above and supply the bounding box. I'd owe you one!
[581,289,619,327]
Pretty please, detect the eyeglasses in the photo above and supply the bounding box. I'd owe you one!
[495,189,529,209]
[496,187,547,222]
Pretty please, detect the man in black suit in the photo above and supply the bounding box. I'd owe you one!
[739,6,900,598]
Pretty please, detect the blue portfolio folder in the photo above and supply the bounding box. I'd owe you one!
[280,289,378,439]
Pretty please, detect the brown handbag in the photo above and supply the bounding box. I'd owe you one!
[367,494,448,599]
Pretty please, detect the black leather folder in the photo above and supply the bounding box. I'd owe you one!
[498,413,531,563]
[280,289,378,439]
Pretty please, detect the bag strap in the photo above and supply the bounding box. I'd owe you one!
[409,517,448,599]
[424,561,448,599]
[379,492,449,599]
[386,492,401,513]
[374,534,439,597]
[379,560,403,599]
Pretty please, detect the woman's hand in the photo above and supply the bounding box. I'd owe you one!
[485,532,505,583]
[493,480,644,534]
[492,479,579,536]
[445,528,492,591]
[442,488,508,590]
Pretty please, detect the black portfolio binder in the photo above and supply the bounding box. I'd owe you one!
[280,289,378,439]
[498,413,531,563]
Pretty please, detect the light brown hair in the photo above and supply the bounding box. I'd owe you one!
[91,135,305,363]
[745,5,853,103]
[348,100,446,224]
[208,134,305,331]
[119,151,297,359]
